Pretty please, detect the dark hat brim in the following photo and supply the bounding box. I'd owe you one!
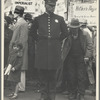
[68,24,81,28]
[44,0,57,5]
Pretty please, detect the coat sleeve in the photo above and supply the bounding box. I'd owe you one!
[85,31,93,58]
[5,29,13,44]
[29,17,39,41]
[9,25,21,51]
[14,57,22,70]
[60,17,68,41]
[18,23,28,50]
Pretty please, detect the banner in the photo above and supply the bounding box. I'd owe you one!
[69,3,97,26]
[4,0,12,10]
[55,0,66,18]
[12,0,35,13]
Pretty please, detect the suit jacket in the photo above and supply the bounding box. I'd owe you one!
[62,29,93,63]
[30,13,68,70]
[9,18,28,70]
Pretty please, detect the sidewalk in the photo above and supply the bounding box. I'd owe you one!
[4,80,96,100]
[4,88,96,100]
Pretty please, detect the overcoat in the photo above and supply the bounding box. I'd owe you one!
[9,18,28,70]
[61,29,93,62]
[30,13,67,70]
[4,27,13,66]
[56,29,93,85]
[7,49,23,82]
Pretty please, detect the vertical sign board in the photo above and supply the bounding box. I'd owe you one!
[69,3,97,26]
[12,0,35,13]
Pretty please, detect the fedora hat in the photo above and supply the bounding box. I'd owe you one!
[69,18,80,28]
[44,0,57,6]
[14,6,24,15]
[80,19,87,25]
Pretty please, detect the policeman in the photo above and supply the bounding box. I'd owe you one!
[30,0,68,100]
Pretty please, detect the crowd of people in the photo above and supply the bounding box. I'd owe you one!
[4,0,96,100]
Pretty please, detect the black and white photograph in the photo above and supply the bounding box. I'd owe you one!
[2,0,98,100]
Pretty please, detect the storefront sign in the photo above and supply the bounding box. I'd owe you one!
[69,3,97,26]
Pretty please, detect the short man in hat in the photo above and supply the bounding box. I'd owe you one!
[30,0,68,100]
[24,13,32,24]
[61,18,93,100]
[9,6,28,92]
[80,19,92,38]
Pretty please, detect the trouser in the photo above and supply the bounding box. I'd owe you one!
[92,62,96,81]
[60,61,68,89]
[66,55,88,95]
[18,71,26,91]
[38,69,57,100]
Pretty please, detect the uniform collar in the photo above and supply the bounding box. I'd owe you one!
[44,12,54,17]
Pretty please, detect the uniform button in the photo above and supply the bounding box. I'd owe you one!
[48,19,50,22]
[48,16,50,18]
[48,22,50,24]
[48,25,50,26]
[48,30,50,32]
[48,27,50,30]
[48,35,51,38]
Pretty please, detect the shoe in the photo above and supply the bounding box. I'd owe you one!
[62,91,69,95]
[19,90,25,93]
[9,94,18,99]
[7,93,14,97]
[78,94,85,100]
[68,93,77,100]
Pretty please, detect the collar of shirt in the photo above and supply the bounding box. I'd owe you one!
[17,17,23,22]
[44,12,54,17]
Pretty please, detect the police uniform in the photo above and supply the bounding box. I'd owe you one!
[30,0,67,99]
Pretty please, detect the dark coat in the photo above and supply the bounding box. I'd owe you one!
[62,29,93,62]
[9,18,28,70]
[7,49,23,82]
[4,27,13,66]
[56,29,93,85]
[30,13,68,70]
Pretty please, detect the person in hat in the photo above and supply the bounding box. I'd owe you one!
[9,5,28,93]
[24,13,35,80]
[30,0,68,99]
[61,18,93,100]
[24,13,32,23]
[80,19,92,38]
[4,16,13,67]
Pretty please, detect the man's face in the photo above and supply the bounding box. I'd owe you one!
[70,28,79,39]
[70,28,79,35]
[45,3,55,14]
